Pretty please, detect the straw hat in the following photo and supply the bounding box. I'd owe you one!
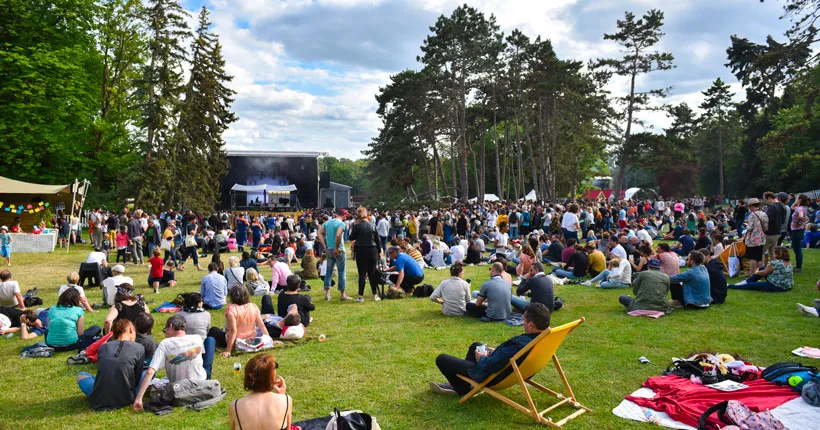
[747,198,761,206]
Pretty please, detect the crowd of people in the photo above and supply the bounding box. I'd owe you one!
[0,191,817,421]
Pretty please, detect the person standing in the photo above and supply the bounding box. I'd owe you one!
[0,226,13,267]
[89,208,104,251]
[742,198,768,277]
[790,194,809,272]
[376,214,390,253]
[318,208,349,301]
[127,213,144,266]
[349,207,382,302]
[561,204,581,242]
[762,192,785,265]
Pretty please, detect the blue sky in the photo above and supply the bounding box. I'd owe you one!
[184,0,792,159]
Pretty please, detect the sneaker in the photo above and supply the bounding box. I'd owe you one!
[733,280,747,286]
[797,303,819,317]
[67,353,90,365]
[374,295,381,302]
[813,299,820,308]
[581,281,592,287]
[324,295,331,301]
[354,297,364,303]
[429,381,457,396]
[668,299,683,308]
[794,267,802,273]
[340,295,352,301]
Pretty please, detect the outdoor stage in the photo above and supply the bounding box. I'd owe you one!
[219,150,324,210]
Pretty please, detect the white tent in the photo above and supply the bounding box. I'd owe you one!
[624,187,641,200]
[469,194,500,203]
[524,189,537,201]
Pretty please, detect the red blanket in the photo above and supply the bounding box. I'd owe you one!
[627,375,798,428]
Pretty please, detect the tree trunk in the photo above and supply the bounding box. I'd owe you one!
[458,85,470,203]
[493,116,501,200]
[718,126,724,198]
[513,117,523,200]
[479,117,486,202]
[615,70,638,201]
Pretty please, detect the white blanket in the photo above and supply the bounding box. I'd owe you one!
[612,387,820,430]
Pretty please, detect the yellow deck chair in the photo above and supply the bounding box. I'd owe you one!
[456,318,590,428]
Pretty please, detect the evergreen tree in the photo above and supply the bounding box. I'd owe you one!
[699,78,734,197]
[594,10,675,197]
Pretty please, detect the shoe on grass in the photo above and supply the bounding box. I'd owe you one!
[797,303,819,318]
[67,353,90,365]
[813,299,820,308]
[733,280,747,286]
[324,295,331,301]
[429,381,457,396]
[374,295,381,302]
[340,295,352,301]
[668,299,683,308]
[354,297,364,303]
[581,281,592,287]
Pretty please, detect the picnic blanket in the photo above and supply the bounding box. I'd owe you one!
[612,375,816,429]
[627,310,665,318]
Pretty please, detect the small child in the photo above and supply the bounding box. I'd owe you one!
[134,312,157,362]
[147,248,164,293]
[317,253,335,287]
[0,225,13,267]
[115,226,129,264]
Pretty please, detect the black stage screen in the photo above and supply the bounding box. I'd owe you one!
[220,152,319,209]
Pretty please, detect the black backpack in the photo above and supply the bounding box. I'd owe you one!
[412,284,434,298]
[392,216,402,228]
[509,212,518,224]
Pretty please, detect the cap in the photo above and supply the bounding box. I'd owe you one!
[648,259,661,269]
[0,226,7,231]
[112,264,125,273]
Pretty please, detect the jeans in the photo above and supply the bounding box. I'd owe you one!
[604,219,611,232]
[791,229,805,269]
[619,295,634,308]
[379,235,388,253]
[510,296,529,310]
[435,342,483,396]
[324,251,346,292]
[203,336,215,379]
[130,238,143,264]
[728,273,788,292]
[510,226,518,239]
[552,268,579,279]
[92,228,104,250]
[562,229,578,242]
[354,247,380,297]
[735,221,745,237]
[600,281,630,289]
[588,269,610,284]
[164,249,178,268]
[672,248,688,256]
[147,242,157,258]
[49,326,103,352]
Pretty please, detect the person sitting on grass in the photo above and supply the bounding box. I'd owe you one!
[430,302,551,397]
[201,262,228,310]
[656,243,680,277]
[103,283,149,334]
[224,256,246,290]
[669,251,712,309]
[671,229,695,256]
[133,315,215,411]
[430,262,471,316]
[58,272,97,313]
[261,274,315,327]
[698,249,727,305]
[552,244,588,280]
[585,243,607,279]
[514,262,562,312]
[229,353,291,430]
[796,280,820,318]
[207,285,270,358]
[582,255,631,289]
[466,262,511,321]
[618,258,672,313]
[47,288,103,352]
[76,319,145,411]
[147,248,168,293]
[246,268,270,296]
[297,248,320,279]
[239,251,259,279]
[728,246,794,292]
[0,269,25,309]
[0,306,46,338]
[102,264,134,307]
[177,292,211,340]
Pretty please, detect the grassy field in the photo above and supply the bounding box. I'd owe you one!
[0,237,817,430]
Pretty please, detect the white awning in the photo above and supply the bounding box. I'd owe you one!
[524,189,537,201]
[231,184,297,193]
[0,176,72,195]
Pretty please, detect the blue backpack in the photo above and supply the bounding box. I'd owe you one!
[761,362,819,392]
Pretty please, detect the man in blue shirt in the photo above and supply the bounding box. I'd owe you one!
[466,262,511,321]
[669,251,711,308]
[386,246,424,295]
[672,229,695,256]
[200,262,227,309]
[431,302,551,396]
[318,209,350,301]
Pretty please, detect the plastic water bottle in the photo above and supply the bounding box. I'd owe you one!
[233,362,241,375]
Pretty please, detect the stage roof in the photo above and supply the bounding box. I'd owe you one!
[0,176,72,195]
[226,150,327,158]
[231,184,297,193]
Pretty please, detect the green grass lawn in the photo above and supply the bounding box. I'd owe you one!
[0,238,817,429]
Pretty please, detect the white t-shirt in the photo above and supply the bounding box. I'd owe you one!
[636,229,653,245]
[610,244,628,261]
[561,212,579,232]
[86,252,107,264]
[449,245,465,263]
[150,334,207,382]
[475,238,486,252]
[495,233,508,248]
[0,281,21,307]
[101,275,135,306]
[58,283,85,298]
[319,260,328,276]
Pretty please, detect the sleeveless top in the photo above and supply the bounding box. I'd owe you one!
[234,395,289,430]
[115,300,145,324]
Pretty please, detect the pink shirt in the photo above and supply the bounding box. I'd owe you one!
[674,203,684,212]
[270,261,292,287]
[658,252,680,277]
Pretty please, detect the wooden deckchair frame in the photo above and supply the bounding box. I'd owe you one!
[456,318,590,428]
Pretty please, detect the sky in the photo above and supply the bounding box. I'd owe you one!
[180,0,793,159]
